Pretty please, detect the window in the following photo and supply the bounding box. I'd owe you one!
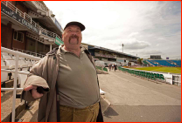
[13,31,24,42]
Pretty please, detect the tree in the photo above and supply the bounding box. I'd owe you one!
[137,58,143,65]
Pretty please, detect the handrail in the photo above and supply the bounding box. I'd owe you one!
[1,47,40,122]
[2,1,62,43]
[1,88,23,91]
[40,26,57,38]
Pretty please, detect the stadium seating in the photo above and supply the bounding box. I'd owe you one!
[25,60,33,67]
[1,50,39,86]
[171,60,181,67]
[143,59,181,67]
[19,60,28,68]
[1,72,8,84]
[4,59,16,69]
[1,52,12,60]
[153,60,176,67]
[1,60,7,69]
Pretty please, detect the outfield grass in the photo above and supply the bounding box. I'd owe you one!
[132,67,181,74]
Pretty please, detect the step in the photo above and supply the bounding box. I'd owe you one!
[1,90,34,122]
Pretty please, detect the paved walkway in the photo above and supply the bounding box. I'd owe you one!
[99,70,181,122]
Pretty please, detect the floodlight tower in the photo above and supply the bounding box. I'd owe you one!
[122,44,124,52]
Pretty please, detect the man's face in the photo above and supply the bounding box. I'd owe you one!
[62,25,82,50]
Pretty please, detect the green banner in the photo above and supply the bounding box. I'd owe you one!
[55,37,64,45]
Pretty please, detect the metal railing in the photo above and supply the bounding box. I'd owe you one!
[40,26,57,38]
[34,1,49,12]
[2,1,62,43]
[1,47,41,122]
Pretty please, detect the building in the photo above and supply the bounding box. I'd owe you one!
[1,1,63,57]
[82,43,139,64]
[150,55,161,59]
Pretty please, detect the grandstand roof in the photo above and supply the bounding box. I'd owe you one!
[88,45,139,59]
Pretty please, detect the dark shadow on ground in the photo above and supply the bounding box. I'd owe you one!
[103,106,119,118]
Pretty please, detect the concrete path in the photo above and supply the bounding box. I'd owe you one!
[99,70,181,122]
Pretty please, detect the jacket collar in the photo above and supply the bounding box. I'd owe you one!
[46,44,91,56]
[58,44,87,54]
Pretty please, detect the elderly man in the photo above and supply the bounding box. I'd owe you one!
[22,21,103,122]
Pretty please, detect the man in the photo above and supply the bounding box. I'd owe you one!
[21,21,103,122]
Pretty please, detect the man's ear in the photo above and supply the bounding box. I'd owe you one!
[62,32,65,39]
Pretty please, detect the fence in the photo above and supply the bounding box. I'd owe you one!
[1,47,41,122]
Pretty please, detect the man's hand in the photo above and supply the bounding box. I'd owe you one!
[24,85,43,99]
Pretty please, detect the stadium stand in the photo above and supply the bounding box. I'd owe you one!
[143,59,181,67]
[171,60,181,67]
[146,60,158,66]
[153,60,176,67]
[142,60,149,66]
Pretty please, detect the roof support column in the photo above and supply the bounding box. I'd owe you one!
[50,44,52,51]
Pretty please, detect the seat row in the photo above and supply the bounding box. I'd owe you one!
[1,52,39,86]
[2,51,37,69]
[118,67,165,80]
[1,59,36,70]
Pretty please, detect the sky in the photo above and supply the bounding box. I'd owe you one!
[44,1,181,59]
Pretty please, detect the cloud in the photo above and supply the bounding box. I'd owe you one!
[143,50,162,55]
[128,32,140,37]
[120,40,150,50]
[125,49,162,59]
[44,1,181,59]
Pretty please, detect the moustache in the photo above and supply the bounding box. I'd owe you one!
[69,35,79,43]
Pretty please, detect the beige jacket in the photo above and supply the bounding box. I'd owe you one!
[21,47,103,122]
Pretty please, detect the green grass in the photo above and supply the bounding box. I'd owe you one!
[132,67,181,74]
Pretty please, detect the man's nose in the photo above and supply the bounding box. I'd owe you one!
[71,31,77,35]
